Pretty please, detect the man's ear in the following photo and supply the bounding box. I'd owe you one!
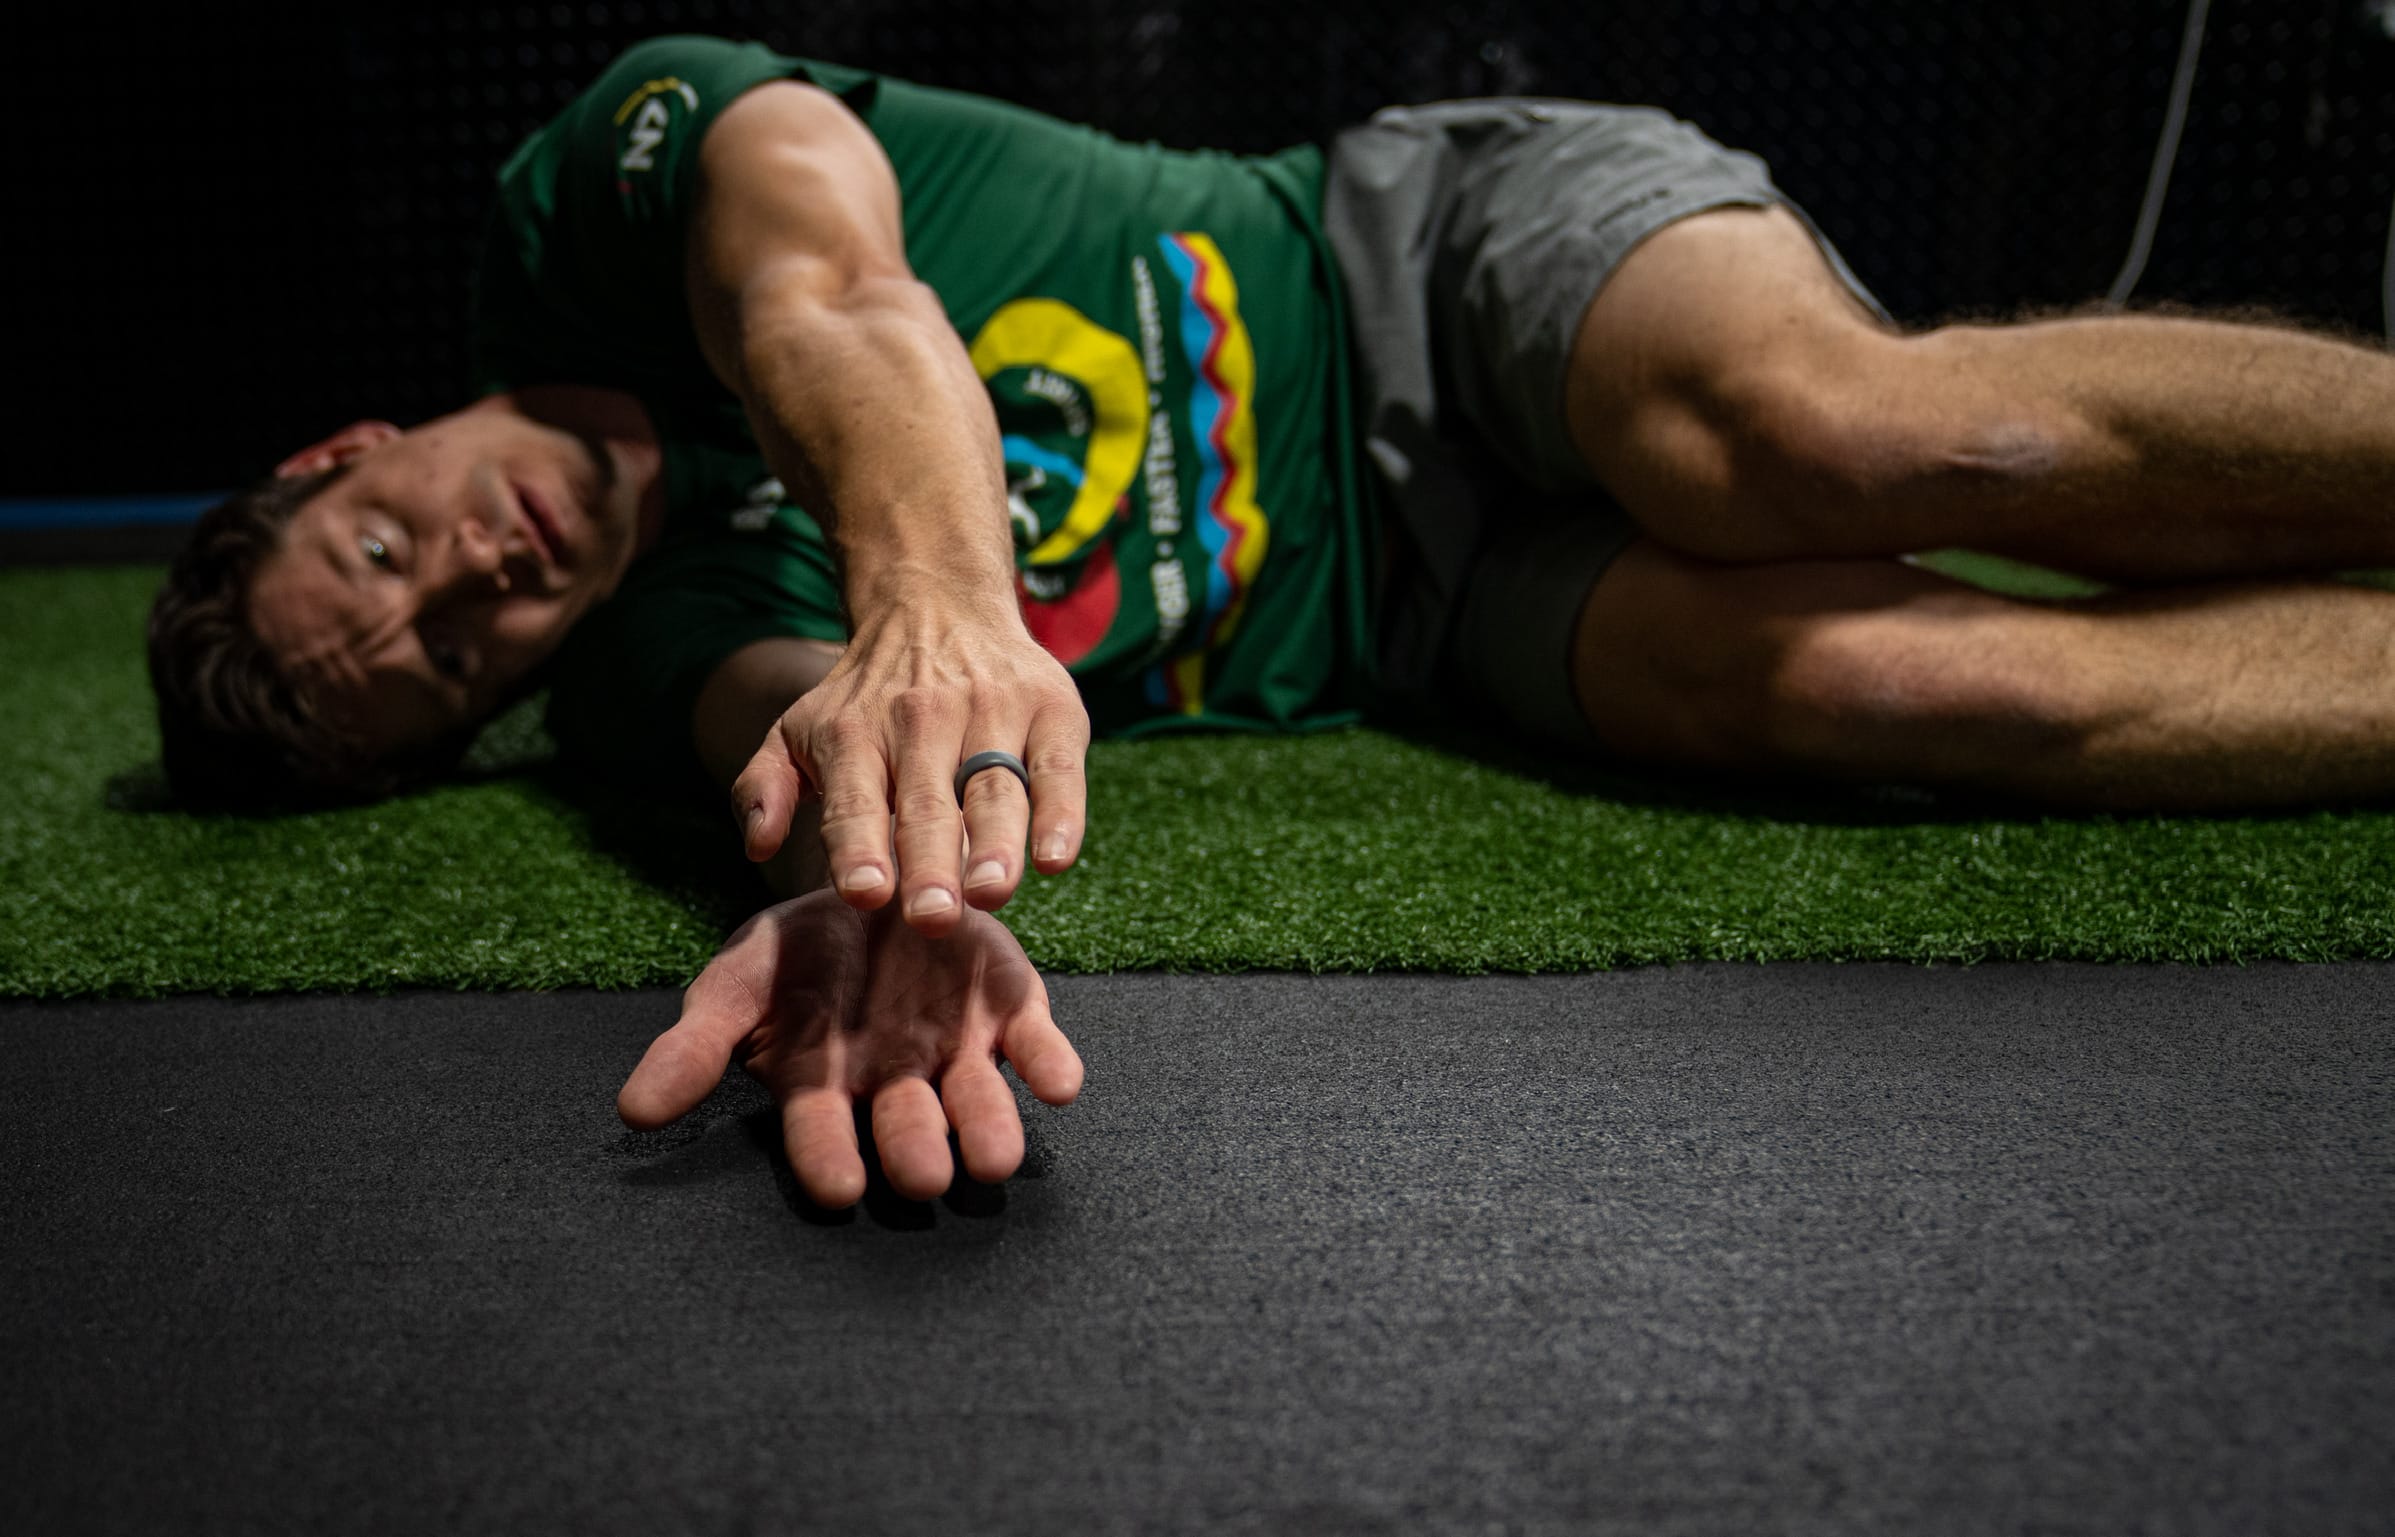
[274,420,402,479]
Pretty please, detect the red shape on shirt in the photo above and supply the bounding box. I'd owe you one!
[1017,541,1120,667]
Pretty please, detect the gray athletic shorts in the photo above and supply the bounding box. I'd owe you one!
[1322,100,1893,750]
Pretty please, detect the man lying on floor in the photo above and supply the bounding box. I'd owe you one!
[149,35,2395,1207]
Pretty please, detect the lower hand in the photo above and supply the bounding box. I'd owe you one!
[616,887,1084,1206]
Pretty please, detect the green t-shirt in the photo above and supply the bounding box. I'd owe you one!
[471,35,1375,790]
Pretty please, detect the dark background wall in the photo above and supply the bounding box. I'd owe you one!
[15,0,2395,496]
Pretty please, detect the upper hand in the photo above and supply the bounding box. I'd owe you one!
[616,886,1085,1207]
[730,603,1090,936]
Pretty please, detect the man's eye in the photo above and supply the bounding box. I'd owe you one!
[360,535,395,571]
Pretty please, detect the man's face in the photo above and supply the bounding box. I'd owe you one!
[247,394,657,763]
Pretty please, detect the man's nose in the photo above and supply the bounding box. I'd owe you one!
[445,517,510,594]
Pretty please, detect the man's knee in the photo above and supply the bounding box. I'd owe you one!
[1691,328,2084,560]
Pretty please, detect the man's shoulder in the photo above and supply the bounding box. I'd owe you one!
[475,36,835,392]
[496,35,801,185]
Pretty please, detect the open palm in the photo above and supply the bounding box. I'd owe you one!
[617,887,1084,1206]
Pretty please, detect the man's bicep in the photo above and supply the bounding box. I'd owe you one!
[691,635,847,790]
[684,79,915,392]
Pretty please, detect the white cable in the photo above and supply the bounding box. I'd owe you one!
[2107,0,2212,308]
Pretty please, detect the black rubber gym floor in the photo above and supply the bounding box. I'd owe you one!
[5,964,2388,1534]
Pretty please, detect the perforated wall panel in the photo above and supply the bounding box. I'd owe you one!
[15,0,2393,493]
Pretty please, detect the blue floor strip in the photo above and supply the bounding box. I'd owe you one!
[0,494,223,532]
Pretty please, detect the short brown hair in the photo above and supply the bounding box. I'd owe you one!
[146,467,462,809]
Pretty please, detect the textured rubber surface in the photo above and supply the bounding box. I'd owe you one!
[3,965,2389,1534]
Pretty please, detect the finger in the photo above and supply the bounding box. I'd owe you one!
[1001,1000,1086,1107]
[782,1085,867,1209]
[807,713,898,910]
[889,691,969,936]
[730,729,805,863]
[957,749,1032,911]
[1025,701,1092,876]
[940,1055,1025,1185]
[870,1076,954,1202]
[616,923,779,1128]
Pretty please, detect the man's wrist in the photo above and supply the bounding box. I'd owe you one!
[845,562,1025,633]
[828,485,1016,605]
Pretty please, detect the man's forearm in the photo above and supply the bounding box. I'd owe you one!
[730,274,1022,625]
[682,82,1022,629]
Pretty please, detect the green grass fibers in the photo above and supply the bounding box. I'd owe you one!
[5,561,2394,997]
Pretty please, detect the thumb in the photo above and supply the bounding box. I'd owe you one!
[617,937,775,1130]
[731,720,809,864]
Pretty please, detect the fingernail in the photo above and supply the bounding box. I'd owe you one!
[1040,833,1068,864]
[906,888,956,920]
[967,858,1006,889]
[744,806,763,838]
[839,865,885,895]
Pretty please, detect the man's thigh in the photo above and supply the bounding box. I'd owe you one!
[1330,100,1900,718]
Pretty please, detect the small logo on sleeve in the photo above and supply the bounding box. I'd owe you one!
[613,77,700,173]
[729,477,783,532]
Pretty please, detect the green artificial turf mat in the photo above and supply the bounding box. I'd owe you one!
[6,561,2395,996]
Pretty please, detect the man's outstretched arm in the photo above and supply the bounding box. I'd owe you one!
[684,80,1090,937]
[617,635,1085,1208]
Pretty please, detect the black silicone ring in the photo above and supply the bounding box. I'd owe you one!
[954,750,1031,804]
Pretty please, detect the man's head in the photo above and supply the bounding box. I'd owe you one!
[148,389,661,807]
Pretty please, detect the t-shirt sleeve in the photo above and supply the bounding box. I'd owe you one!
[471,35,879,394]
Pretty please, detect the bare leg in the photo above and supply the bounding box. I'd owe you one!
[1901,309,2395,581]
[1565,206,2395,583]
[1574,540,2395,812]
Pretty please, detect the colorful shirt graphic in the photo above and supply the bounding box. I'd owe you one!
[472,36,1376,790]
